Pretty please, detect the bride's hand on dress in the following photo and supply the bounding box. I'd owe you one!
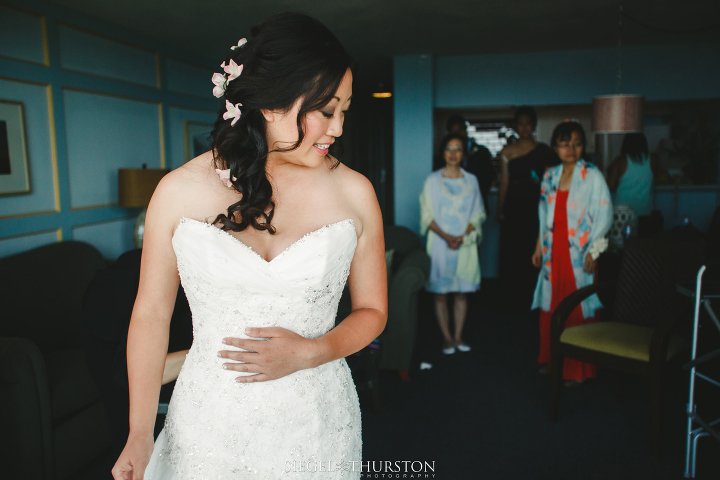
[219,327,318,382]
[111,433,154,480]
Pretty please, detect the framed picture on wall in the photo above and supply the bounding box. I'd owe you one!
[183,121,214,163]
[0,100,30,195]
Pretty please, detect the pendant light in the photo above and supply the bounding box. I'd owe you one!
[592,5,644,134]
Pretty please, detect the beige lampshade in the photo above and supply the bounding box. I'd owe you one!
[118,168,169,207]
[592,95,644,133]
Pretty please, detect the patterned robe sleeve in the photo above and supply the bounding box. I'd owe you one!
[586,169,613,255]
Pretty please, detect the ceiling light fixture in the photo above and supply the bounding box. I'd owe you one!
[372,82,392,99]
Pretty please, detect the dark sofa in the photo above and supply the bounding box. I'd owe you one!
[0,241,110,480]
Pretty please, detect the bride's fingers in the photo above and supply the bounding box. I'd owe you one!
[245,326,288,338]
[111,458,132,478]
[223,361,260,372]
[222,337,255,350]
[218,350,257,361]
[222,328,293,352]
[112,465,133,480]
[222,335,274,351]
[235,373,270,383]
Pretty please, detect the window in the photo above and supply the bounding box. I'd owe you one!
[467,120,516,157]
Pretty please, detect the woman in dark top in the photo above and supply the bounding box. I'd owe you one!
[497,106,556,311]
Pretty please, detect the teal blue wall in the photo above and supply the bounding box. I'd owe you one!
[393,55,434,234]
[0,0,218,259]
[394,43,720,277]
[434,43,720,108]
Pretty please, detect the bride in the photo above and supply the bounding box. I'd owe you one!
[111,13,387,480]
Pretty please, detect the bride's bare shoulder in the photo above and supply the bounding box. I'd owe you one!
[149,151,221,217]
[166,151,217,184]
[331,162,380,235]
[332,162,374,198]
[157,152,216,193]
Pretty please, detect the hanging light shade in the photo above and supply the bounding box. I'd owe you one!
[592,94,644,133]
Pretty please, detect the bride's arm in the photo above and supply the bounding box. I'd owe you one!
[112,175,182,480]
[311,175,387,364]
[162,350,189,384]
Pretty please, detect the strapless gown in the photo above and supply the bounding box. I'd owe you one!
[144,217,362,479]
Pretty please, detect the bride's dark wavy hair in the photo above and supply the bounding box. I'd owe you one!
[210,12,355,233]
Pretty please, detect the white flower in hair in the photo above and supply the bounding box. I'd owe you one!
[230,38,247,50]
[212,72,227,98]
[223,100,242,126]
[221,59,243,82]
[215,168,236,188]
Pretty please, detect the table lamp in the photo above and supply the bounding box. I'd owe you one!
[118,165,169,248]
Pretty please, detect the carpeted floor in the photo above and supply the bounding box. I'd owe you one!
[361,283,720,480]
[82,282,720,480]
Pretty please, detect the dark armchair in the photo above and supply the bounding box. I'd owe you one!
[380,225,431,373]
[0,241,110,480]
[549,238,704,456]
[337,225,430,376]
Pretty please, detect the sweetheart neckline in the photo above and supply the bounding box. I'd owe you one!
[174,217,356,265]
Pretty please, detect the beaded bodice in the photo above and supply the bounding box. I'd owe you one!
[150,217,361,479]
[173,217,356,349]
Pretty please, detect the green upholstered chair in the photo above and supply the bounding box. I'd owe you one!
[381,225,431,375]
[0,241,110,480]
[549,238,704,456]
[337,225,430,377]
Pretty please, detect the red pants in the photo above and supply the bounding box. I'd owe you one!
[537,190,597,381]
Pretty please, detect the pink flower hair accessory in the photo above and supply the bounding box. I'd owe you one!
[221,59,243,82]
[212,59,244,98]
[223,100,242,126]
[215,168,237,188]
[212,72,227,98]
[230,38,247,50]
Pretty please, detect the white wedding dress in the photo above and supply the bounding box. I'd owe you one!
[144,217,362,479]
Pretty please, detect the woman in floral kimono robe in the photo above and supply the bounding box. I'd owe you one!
[531,121,612,382]
[420,134,486,354]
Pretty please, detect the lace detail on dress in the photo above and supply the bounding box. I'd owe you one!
[145,217,361,479]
